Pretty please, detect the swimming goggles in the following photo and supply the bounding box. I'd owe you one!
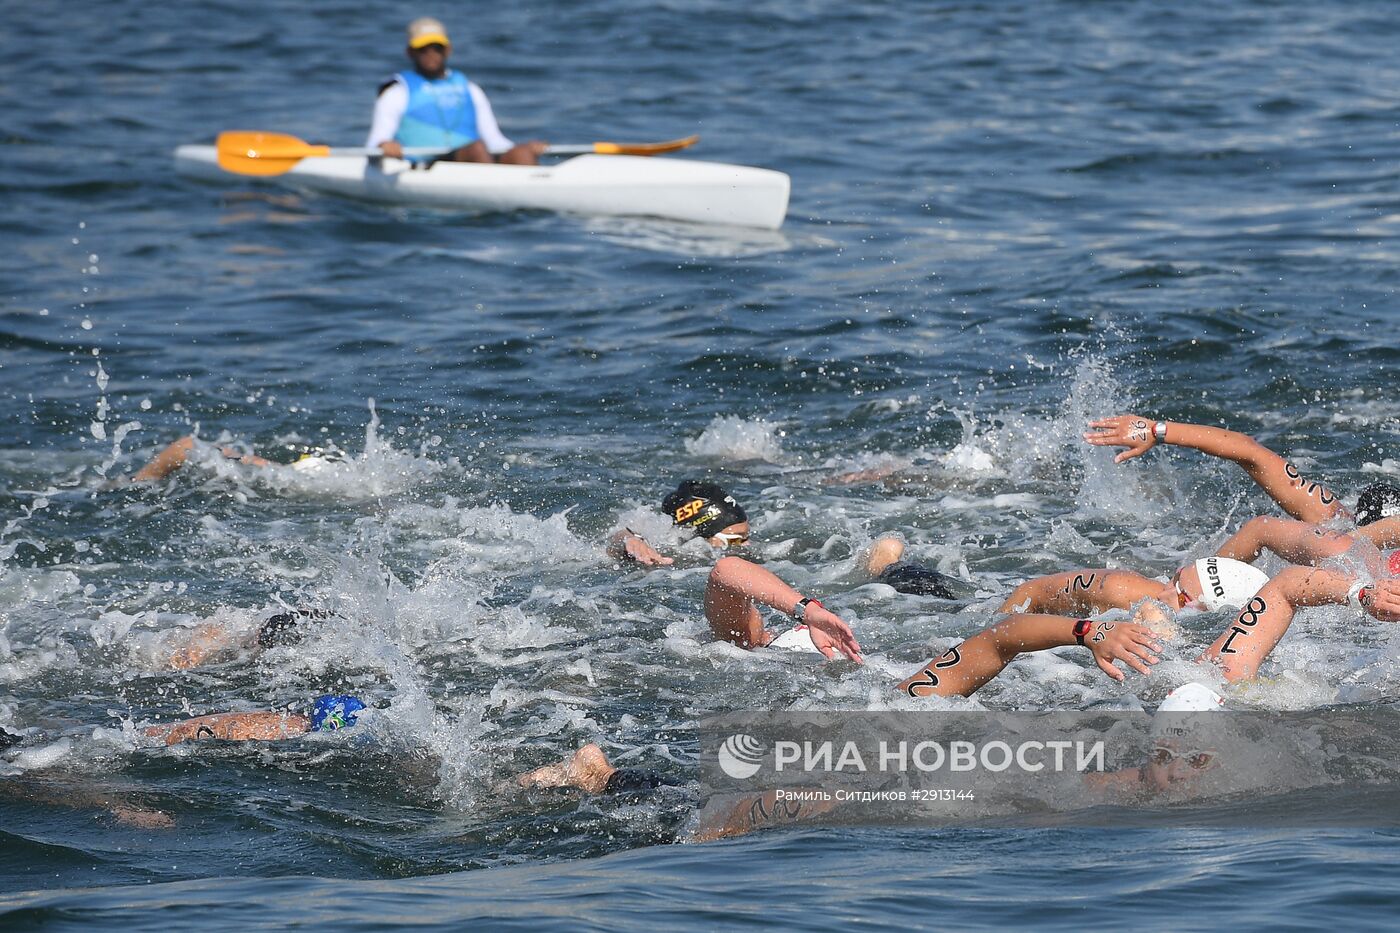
[1149,746,1215,770]
[711,531,750,547]
[1170,568,1194,610]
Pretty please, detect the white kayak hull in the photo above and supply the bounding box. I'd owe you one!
[173,145,789,230]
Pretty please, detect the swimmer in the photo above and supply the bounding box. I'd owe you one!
[516,743,670,797]
[1083,682,1227,795]
[163,608,335,670]
[607,479,752,565]
[613,479,954,597]
[130,435,342,483]
[922,569,1400,695]
[0,771,175,829]
[516,743,837,842]
[142,694,366,746]
[131,435,270,482]
[1199,568,1400,682]
[1000,556,1269,623]
[1017,415,1399,618]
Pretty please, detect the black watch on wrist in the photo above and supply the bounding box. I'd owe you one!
[1072,619,1094,646]
[793,596,821,622]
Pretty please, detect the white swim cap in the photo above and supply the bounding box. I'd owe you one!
[1193,557,1269,611]
[768,627,821,654]
[1157,681,1225,713]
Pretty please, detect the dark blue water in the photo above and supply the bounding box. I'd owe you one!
[3,0,1400,928]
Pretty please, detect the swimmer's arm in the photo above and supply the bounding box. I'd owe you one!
[998,570,1165,616]
[689,787,841,842]
[1215,516,1354,565]
[1202,565,1362,681]
[1082,767,1146,792]
[1358,517,1400,550]
[898,615,1162,698]
[132,435,271,482]
[704,556,863,662]
[1086,416,1342,522]
[823,465,902,487]
[167,622,250,670]
[998,575,1070,614]
[143,710,312,746]
[606,529,673,567]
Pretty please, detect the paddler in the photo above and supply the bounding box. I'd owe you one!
[366,17,548,165]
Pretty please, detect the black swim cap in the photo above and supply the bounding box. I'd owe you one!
[0,727,21,752]
[661,480,748,539]
[257,608,335,649]
[877,562,955,599]
[1356,482,1400,527]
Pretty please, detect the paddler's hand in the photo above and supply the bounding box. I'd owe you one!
[379,141,405,160]
[525,140,549,157]
[803,603,864,664]
[1085,414,1157,463]
[1085,621,1162,681]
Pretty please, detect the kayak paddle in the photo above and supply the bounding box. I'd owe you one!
[215,131,700,176]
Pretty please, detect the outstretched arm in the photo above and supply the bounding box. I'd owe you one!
[606,529,673,567]
[1215,516,1354,565]
[703,556,863,662]
[1085,416,1342,522]
[132,436,271,483]
[898,614,1162,698]
[1202,568,1400,682]
[999,569,1170,616]
[143,710,311,746]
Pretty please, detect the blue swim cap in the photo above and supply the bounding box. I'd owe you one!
[310,695,366,732]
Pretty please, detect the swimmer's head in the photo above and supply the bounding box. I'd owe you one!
[0,727,22,753]
[1172,558,1269,611]
[1356,482,1400,527]
[310,694,366,732]
[1147,682,1225,790]
[662,480,750,546]
[257,608,335,650]
[1156,681,1226,714]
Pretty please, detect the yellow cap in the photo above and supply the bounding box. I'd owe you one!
[406,17,450,49]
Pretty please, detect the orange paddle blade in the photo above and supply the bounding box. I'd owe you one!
[215,131,331,176]
[590,134,699,156]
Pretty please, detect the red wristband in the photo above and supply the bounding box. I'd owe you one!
[1072,619,1093,646]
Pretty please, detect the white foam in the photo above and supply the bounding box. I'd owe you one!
[684,415,786,463]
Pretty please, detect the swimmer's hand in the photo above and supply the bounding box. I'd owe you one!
[1086,621,1162,681]
[803,603,865,664]
[611,531,672,566]
[1364,580,1400,622]
[1131,600,1182,639]
[626,536,673,566]
[1084,414,1158,463]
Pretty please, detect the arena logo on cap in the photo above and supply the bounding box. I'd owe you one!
[1203,558,1226,600]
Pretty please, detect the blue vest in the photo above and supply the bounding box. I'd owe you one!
[393,69,480,149]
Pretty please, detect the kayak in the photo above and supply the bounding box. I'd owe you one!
[173,145,790,230]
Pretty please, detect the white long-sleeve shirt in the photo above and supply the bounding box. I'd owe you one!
[365,75,514,154]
